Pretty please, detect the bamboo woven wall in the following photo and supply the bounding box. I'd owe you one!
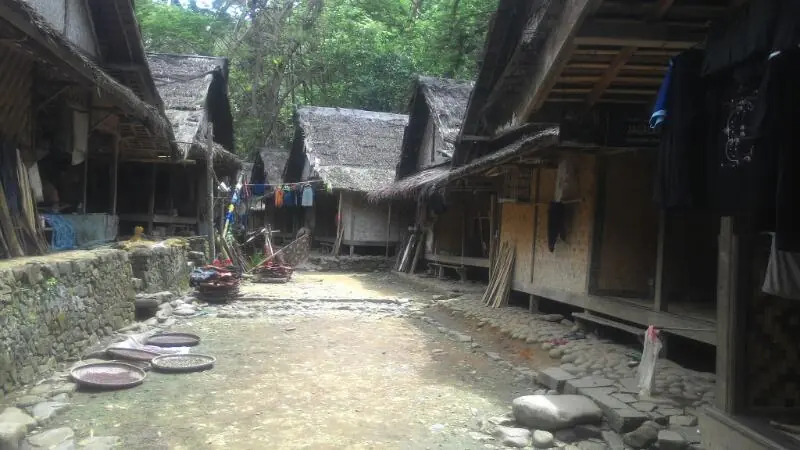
[0,46,33,147]
[500,202,533,288]
[530,154,597,294]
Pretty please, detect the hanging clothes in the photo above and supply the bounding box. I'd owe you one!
[547,202,567,252]
[750,47,800,252]
[274,187,284,207]
[702,0,778,76]
[763,233,800,300]
[301,185,314,206]
[653,49,708,210]
[283,187,294,206]
[650,59,674,129]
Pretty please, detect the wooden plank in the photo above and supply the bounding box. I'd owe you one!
[648,0,676,21]
[573,312,646,336]
[533,286,717,345]
[576,19,706,49]
[567,62,667,72]
[426,253,490,269]
[119,214,199,225]
[653,211,667,311]
[583,46,637,111]
[515,0,603,120]
[559,75,663,85]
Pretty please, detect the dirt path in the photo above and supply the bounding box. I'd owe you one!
[50,274,542,449]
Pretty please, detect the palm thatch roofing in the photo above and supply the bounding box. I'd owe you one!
[251,147,290,186]
[147,53,238,168]
[417,76,475,157]
[291,106,408,192]
[0,0,171,138]
[370,125,560,202]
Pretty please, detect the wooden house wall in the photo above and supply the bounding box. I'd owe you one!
[341,192,404,243]
[0,47,34,147]
[591,152,659,298]
[528,154,597,294]
[415,116,449,171]
[432,197,465,255]
[501,201,534,287]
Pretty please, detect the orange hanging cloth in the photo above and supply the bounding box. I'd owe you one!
[274,187,284,207]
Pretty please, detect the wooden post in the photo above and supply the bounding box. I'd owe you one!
[205,135,215,261]
[530,167,541,283]
[715,216,740,413]
[82,151,89,214]
[460,200,467,257]
[147,164,156,233]
[653,211,667,311]
[111,132,119,215]
[489,193,496,271]
[385,201,392,258]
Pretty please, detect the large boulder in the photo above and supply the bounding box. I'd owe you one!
[512,395,603,430]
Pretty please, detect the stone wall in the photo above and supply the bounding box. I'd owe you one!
[0,250,135,395]
[306,255,392,272]
[126,241,190,294]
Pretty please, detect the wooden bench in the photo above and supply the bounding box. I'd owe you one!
[428,262,467,282]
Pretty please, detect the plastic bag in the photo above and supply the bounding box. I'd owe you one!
[637,326,662,398]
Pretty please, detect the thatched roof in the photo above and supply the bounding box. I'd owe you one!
[418,76,474,157]
[368,164,450,202]
[253,147,290,186]
[294,107,408,192]
[0,0,171,138]
[147,53,238,167]
[454,0,554,165]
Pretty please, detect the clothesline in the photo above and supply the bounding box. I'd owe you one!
[244,179,326,188]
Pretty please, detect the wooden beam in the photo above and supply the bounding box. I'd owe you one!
[567,62,667,72]
[653,211,667,311]
[576,19,706,49]
[558,75,663,85]
[515,0,603,121]
[583,46,637,111]
[715,217,739,412]
[648,0,676,21]
[553,87,657,96]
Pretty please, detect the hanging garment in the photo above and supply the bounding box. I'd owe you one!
[702,0,779,75]
[771,0,800,52]
[547,202,567,252]
[72,111,89,165]
[650,60,674,129]
[274,188,284,207]
[294,186,303,206]
[653,50,708,210]
[554,158,578,202]
[750,47,800,252]
[762,233,800,300]
[301,185,314,206]
[283,187,294,206]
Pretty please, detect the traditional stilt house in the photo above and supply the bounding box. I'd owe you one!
[0,0,176,255]
[132,53,239,244]
[446,0,800,448]
[284,106,409,255]
[369,76,489,280]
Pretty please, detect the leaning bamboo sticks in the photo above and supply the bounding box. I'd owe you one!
[482,241,515,308]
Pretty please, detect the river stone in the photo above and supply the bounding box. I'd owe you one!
[532,430,554,448]
[78,436,121,450]
[15,395,45,408]
[512,395,603,430]
[28,402,70,424]
[25,427,74,449]
[493,426,531,448]
[0,408,36,430]
[658,429,688,450]
[623,422,660,449]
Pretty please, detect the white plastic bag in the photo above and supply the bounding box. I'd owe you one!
[637,326,662,398]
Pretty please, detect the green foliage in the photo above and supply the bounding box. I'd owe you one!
[135,0,496,155]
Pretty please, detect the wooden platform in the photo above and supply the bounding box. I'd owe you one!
[425,253,490,269]
[531,286,716,345]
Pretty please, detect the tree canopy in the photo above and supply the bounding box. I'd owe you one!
[135,0,495,156]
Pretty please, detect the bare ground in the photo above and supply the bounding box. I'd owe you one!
[50,272,555,449]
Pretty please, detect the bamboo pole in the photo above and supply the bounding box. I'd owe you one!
[385,201,392,258]
[206,134,216,261]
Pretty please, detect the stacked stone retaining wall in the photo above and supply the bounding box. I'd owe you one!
[127,241,190,294]
[0,250,135,395]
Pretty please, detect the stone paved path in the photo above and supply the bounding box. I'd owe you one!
[0,271,715,449]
